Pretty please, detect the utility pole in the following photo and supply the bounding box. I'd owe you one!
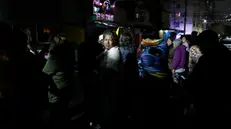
[36,24,38,44]
[184,0,187,34]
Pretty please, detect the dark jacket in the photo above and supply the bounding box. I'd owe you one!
[43,43,75,103]
[184,45,231,128]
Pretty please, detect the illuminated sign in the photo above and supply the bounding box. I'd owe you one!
[93,0,116,22]
[176,12,181,17]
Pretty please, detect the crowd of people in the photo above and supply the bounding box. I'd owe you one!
[165,30,231,128]
[0,22,75,128]
[1,20,231,129]
[80,28,231,129]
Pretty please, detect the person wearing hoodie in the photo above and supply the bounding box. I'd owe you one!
[97,30,123,129]
[172,36,189,83]
[172,36,189,73]
[184,30,231,128]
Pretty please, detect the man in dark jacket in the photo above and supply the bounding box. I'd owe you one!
[78,32,104,127]
[184,30,231,128]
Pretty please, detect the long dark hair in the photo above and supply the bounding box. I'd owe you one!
[119,31,132,46]
[119,31,135,52]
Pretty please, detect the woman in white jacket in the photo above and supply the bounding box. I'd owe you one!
[97,30,123,129]
[99,31,121,71]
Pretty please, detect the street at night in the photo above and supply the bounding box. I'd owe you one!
[1,0,231,128]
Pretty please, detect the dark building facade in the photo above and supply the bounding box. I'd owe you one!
[115,0,162,29]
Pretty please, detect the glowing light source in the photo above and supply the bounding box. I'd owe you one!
[203,19,207,23]
[93,0,116,22]
[175,12,181,17]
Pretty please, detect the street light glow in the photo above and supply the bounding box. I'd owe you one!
[203,19,207,23]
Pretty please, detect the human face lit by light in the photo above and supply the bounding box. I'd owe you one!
[167,38,173,46]
[103,35,114,50]
[182,37,187,43]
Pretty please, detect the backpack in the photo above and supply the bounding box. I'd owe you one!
[138,40,168,79]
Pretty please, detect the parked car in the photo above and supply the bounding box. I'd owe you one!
[220,37,231,51]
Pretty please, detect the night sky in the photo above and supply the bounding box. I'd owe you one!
[0,0,92,24]
[213,0,231,18]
